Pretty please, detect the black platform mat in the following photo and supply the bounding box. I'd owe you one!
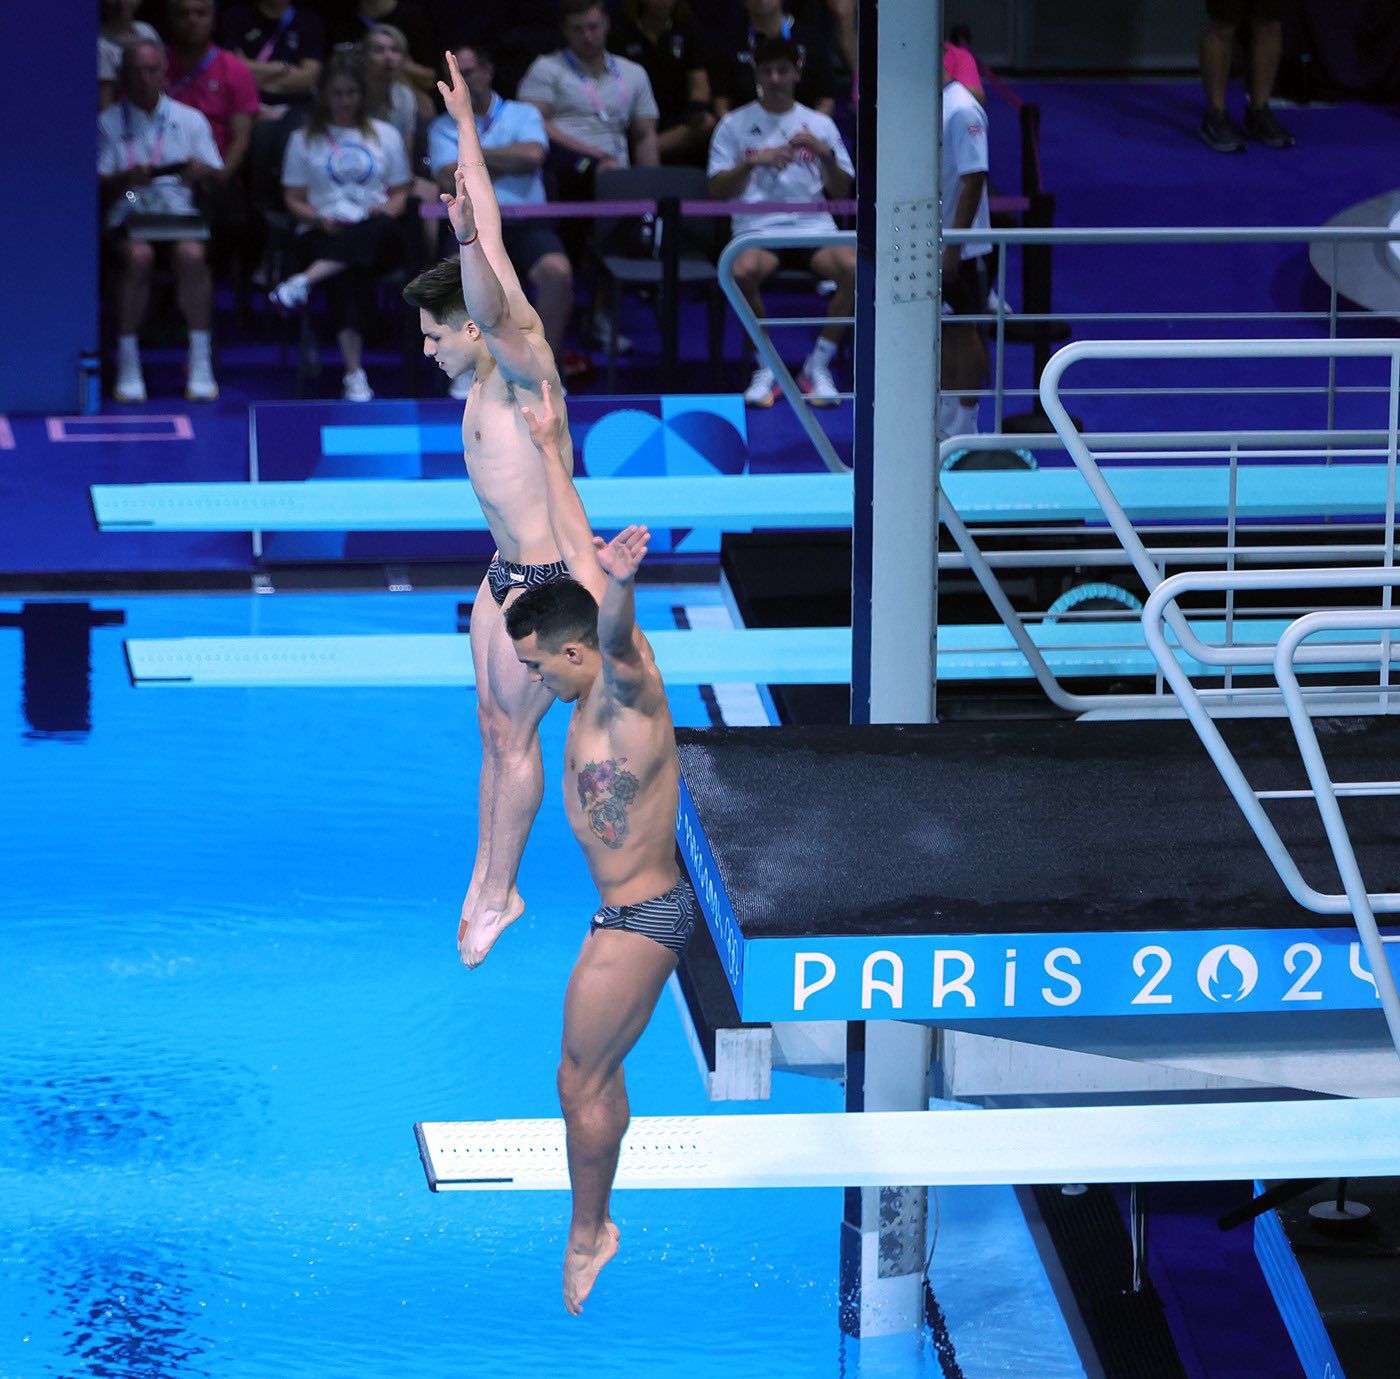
[676,718,1400,939]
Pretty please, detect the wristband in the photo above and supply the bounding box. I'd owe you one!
[457,229,479,246]
[459,160,486,168]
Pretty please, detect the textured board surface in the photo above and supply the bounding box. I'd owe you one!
[415,1097,1400,1191]
[92,464,1400,531]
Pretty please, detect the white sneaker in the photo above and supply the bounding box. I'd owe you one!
[185,353,219,402]
[114,363,147,404]
[342,368,374,402]
[448,371,471,401]
[269,273,310,310]
[743,364,779,408]
[798,355,840,407]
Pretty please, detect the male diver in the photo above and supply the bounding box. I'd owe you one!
[402,51,573,968]
[507,381,697,1314]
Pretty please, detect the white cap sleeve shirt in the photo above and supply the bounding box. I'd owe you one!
[707,101,854,240]
[97,95,223,228]
[941,81,991,260]
[282,119,411,222]
[518,50,659,168]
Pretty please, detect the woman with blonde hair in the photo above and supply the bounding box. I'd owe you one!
[362,23,429,160]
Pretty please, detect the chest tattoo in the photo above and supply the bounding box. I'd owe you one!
[474,430,481,441]
[576,756,641,849]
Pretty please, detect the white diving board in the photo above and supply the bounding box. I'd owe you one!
[414,1096,1400,1191]
[123,617,1359,688]
[92,462,1400,532]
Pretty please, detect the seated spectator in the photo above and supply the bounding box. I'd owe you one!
[99,0,160,110]
[165,0,258,184]
[427,45,575,391]
[98,40,222,403]
[940,51,991,441]
[611,0,714,166]
[218,0,325,115]
[711,0,839,118]
[517,0,659,200]
[707,36,854,408]
[323,0,441,101]
[269,53,411,401]
[362,24,429,160]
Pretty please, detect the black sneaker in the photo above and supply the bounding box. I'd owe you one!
[1198,107,1246,153]
[1244,103,1296,149]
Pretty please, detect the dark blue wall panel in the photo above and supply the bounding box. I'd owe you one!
[0,12,99,412]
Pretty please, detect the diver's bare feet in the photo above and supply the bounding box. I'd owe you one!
[563,1222,620,1315]
[460,889,525,968]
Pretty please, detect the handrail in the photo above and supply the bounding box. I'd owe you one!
[717,230,857,475]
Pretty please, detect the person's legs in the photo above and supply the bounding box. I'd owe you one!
[557,927,678,1314]
[460,575,501,951]
[459,592,554,967]
[114,237,155,401]
[732,247,781,406]
[1200,16,1237,114]
[528,253,574,360]
[172,237,218,401]
[800,245,856,405]
[1246,15,1282,109]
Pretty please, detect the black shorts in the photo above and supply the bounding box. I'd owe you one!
[590,876,698,959]
[771,247,823,275]
[486,554,571,606]
[1206,0,1285,22]
[942,254,989,316]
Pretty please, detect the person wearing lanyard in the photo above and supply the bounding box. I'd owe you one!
[271,52,411,401]
[217,0,325,113]
[518,0,660,199]
[165,0,258,178]
[427,44,577,386]
[97,40,224,403]
[711,0,839,119]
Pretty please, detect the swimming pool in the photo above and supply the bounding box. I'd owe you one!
[0,589,1082,1379]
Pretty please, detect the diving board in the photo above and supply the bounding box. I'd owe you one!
[91,462,1400,532]
[123,617,1356,688]
[91,473,854,532]
[414,1096,1400,1191]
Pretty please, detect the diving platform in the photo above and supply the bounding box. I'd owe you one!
[413,1096,1400,1192]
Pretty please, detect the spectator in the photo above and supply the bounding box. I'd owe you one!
[323,0,441,100]
[939,52,991,441]
[611,0,714,166]
[711,0,839,118]
[708,35,854,407]
[98,40,222,403]
[1199,0,1295,152]
[517,0,659,200]
[944,37,984,105]
[362,23,429,160]
[427,45,576,389]
[99,0,160,110]
[165,0,258,183]
[269,53,411,401]
[218,0,325,114]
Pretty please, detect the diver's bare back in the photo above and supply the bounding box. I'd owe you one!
[564,655,681,907]
[462,364,575,567]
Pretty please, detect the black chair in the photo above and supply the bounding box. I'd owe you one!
[590,165,726,392]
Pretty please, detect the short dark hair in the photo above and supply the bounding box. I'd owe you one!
[402,257,470,327]
[561,0,606,19]
[504,578,600,651]
[752,36,801,68]
[453,41,493,69]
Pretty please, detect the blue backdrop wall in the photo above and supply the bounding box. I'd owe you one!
[0,12,98,413]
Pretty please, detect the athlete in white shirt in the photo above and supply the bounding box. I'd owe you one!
[97,40,223,403]
[940,69,991,441]
[707,37,854,408]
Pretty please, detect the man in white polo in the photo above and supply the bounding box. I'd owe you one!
[428,42,575,392]
[707,35,854,408]
[97,39,223,403]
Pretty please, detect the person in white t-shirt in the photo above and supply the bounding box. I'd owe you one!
[98,0,160,109]
[707,37,854,407]
[940,64,992,441]
[98,40,223,403]
[269,53,411,401]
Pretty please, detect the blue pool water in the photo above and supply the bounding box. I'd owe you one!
[0,590,1082,1379]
